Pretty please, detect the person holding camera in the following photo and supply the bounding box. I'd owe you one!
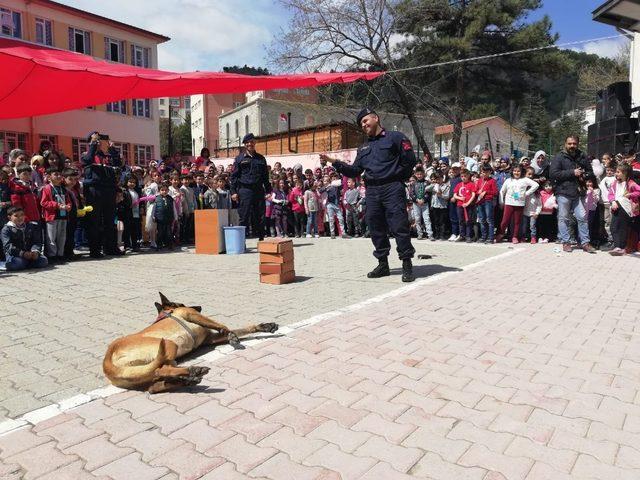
[81,131,123,258]
[550,135,596,253]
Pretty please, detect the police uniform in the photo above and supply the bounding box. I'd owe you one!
[81,132,122,258]
[230,133,271,239]
[333,109,417,270]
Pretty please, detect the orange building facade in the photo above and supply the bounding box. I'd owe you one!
[0,0,169,164]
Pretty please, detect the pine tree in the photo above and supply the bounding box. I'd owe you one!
[394,0,566,160]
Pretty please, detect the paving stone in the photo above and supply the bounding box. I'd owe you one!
[458,444,534,480]
[249,452,333,480]
[265,405,328,435]
[149,443,225,479]
[205,434,277,473]
[64,433,135,470]
[353,412,417,444]
[303,444,377,480]
[169,418,234,452]
[4,441,78,479]
[307,420,371,453]
[118,428,185,462]
[92,452,169,480]
[258,426,326,462]
[408,451,487,480]
[354,435,423,472]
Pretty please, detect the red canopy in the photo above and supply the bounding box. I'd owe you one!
[0,38,384,119]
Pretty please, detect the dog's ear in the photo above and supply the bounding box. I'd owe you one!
[154,302,163,313]
[158,292,170,306]
[190,306,202,312]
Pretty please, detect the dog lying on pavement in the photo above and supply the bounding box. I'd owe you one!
[103,293,278,393]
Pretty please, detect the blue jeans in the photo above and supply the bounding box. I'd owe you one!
[477,202,495,240]
[557,195,589,244]
[448,202,459,236]
[5,254,48,271]
[521,215,537,238]
[306,211,318,235]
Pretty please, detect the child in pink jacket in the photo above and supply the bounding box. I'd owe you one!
[608,163,640,255]
[287,179,306,238]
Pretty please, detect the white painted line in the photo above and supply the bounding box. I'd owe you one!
[0,247,518,437]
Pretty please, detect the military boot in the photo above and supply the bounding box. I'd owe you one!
[402,259,415,283]
[367,258,390,278]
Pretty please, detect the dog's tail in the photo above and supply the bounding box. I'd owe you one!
[103,338,168,389]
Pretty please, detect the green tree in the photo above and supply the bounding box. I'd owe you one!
[549,109,586,154]
[464,103,498,121]
[159,114,193,157]
[223,65,270,76]
[394,0,565,162]
[518,92,551,152]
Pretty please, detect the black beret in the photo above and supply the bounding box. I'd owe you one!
[242,133,256,144]
[356,108,376,125]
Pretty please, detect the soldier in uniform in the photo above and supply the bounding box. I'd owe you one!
[230,133,271,240]
[321,108,417,282]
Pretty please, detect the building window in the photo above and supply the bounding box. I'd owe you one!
[106,100,127,115]
[170,97,180,107]
[159,109,166,117]
[110,142,129,163]
[39,134,58,152]
[0,131,28,153]
[225,123,230,142]
[68,27,91,54]
[234,119,239,139]
[35,18,52,46]
[0,8,21,39]
[245,115,249,135]
[295,88,310,95]
[72,138,91,162]
[184,97,191,109]
[132,99,151,118]
[134,145,153,165]
[234,101,243,108]
[159,98,165,106]
[131,44,150,68]
[496,141,501,153]
[104,37,124,62]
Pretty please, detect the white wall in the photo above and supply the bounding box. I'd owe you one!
[191,94,205,155]
[435,119,531,158]
[631,33,640,111]
[218,100,434,151]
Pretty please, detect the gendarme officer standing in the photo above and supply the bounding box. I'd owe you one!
[321,108,417,282]
[230,133,271,240]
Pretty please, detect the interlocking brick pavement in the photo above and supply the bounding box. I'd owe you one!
[0,242,639,479]
[0,238,496,421]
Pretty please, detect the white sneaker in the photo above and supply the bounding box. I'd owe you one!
[306,234,312,238]
[448,234,456,241]
[314,234,320,238]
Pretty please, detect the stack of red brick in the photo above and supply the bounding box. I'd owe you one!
[258,238,295,285]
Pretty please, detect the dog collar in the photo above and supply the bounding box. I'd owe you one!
[155,311,199,347]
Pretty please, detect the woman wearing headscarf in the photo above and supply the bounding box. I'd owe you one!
[531,150,549,183]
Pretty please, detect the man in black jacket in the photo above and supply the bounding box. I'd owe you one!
[230,133,271,240]
[81,131,123,258]
[549,135,596,253]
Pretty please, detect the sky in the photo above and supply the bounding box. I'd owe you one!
[58,0,628,72]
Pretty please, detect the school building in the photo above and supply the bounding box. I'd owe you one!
[0,0,169,164]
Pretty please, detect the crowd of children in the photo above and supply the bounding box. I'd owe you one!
[2,143,640,272]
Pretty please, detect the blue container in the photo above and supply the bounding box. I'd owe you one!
[223,226,246,254]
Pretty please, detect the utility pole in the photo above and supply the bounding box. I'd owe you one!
[168,104,173,157]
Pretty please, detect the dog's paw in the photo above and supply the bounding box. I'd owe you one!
[228,332,245,350]
[258,323,279,333]
[188,366,210,378]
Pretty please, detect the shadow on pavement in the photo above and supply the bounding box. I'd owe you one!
[389,264,462,278]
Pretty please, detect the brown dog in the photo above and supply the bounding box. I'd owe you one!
[103,293,278,393]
